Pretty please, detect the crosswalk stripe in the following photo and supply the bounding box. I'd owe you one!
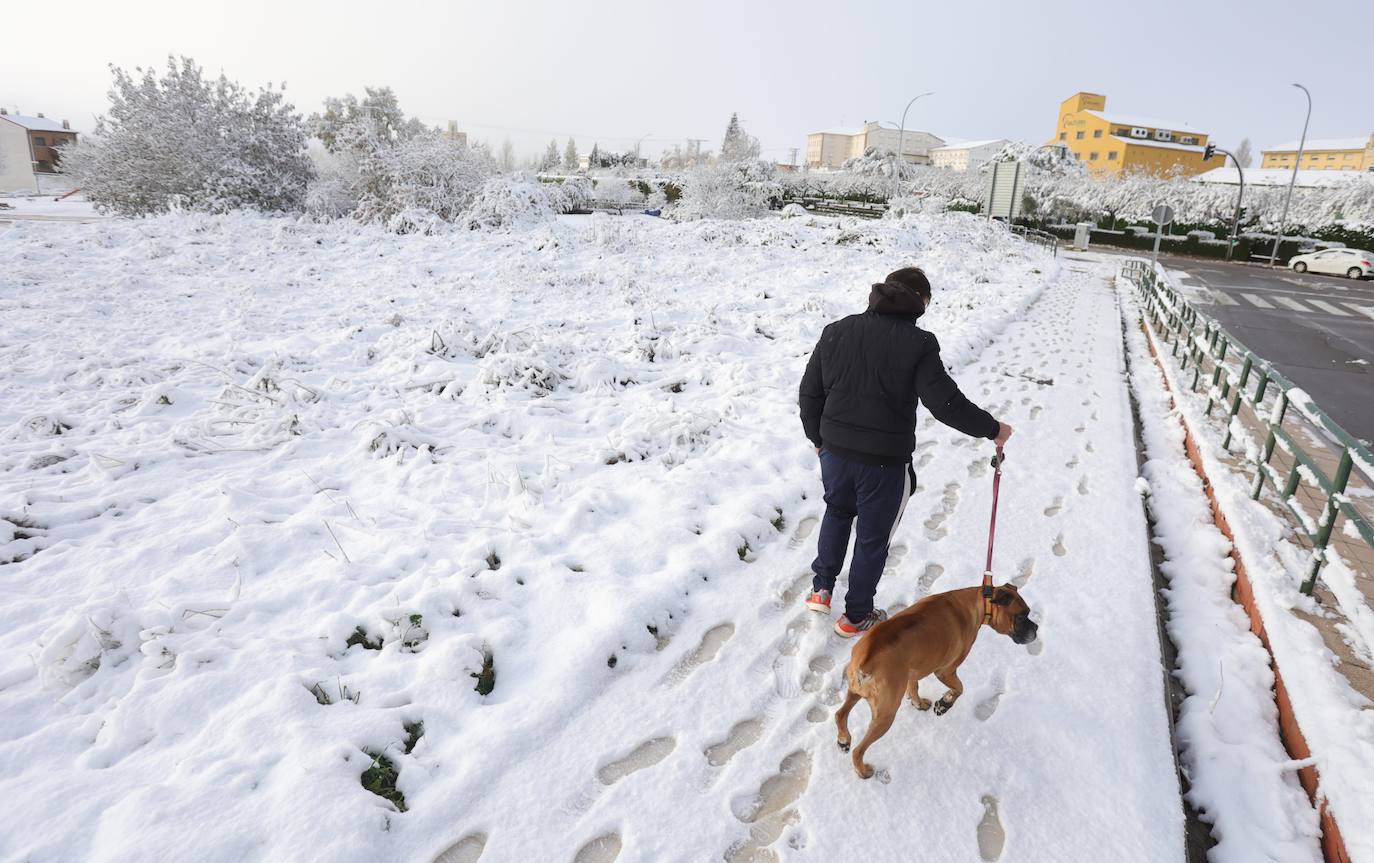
[1213,292,1239,305]
[1242,293,1274,309]
[1273,296,1309,312]
[1308,299,1351,316]
[1347,304,1374,321]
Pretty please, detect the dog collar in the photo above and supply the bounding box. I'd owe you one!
[981,573,994,626]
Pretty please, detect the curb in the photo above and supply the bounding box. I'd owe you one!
[1140,318,1351,863]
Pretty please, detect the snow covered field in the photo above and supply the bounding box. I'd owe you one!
[1,211,1196,861]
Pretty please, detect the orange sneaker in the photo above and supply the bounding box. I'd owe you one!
[834,609,888,638]
[805,589,832,613]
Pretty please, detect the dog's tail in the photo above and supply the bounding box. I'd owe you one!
[845,650,877,696]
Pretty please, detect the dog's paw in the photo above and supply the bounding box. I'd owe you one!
[836,739,851,752]
[856,762,874,780]
[911,696,932,711]
[933,695,956,716]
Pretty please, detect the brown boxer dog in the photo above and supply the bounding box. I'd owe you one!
[835,583,1037,779]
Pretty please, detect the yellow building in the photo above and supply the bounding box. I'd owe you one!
[1261,135,1374,171]
[1049,92,1214,177]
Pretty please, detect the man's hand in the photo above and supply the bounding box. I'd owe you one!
[994,422,1014,446]
[816,446,822,457]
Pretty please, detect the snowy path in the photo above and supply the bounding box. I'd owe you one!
[431,260,1184,861]
[0,214,1183,862]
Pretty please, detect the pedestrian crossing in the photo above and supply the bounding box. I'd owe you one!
[1206,289,1374,319]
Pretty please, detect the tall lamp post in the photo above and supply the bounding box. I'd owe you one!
[893,91,934,197]
[635,133,653,167]
[1267,83,1311,267]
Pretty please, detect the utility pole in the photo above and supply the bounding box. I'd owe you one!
[1268,83,1311,268]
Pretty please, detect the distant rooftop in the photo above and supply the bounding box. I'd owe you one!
[1192,167,1373,188]
[931,138,1007,152]
[1265,137,1370,153]
[0,114,72,133]
[1086,110,1204,136]
[810,127,862,137]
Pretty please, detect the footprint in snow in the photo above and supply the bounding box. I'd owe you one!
[597,737,676,786]
[974,671,1006,722]
[1012,558,1035,588]
[662,623,734,687]
[1043,497,1063,517]
[788,516,818,549]
[1065,454,1079,469]
[918,563,945,597]
[1029,405,1043,420]
[802,656,835,693]
[1077,475,1090,496]
[726,751,812,863]
[573,833,623,863]
[706,718,766,767]
[1052,534,1067,557]
[432,834,487,863]
[775,572,812,611]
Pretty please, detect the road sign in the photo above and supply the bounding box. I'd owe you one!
[984,161,1025,221]
[1151,204,1174,226]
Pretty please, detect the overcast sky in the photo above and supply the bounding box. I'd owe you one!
[3,0,1369,163]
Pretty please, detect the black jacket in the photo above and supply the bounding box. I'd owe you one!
[799,286,999,464]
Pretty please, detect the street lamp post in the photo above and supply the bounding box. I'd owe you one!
[636,133,653,167]
[893,91,934,197]
[1267,83,1311,267]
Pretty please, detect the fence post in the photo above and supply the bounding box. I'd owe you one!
[1301,450,1354,595]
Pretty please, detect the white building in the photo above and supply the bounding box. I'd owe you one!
[0,112,79,194]
[806,122,944,169]
[930,138,1010,172]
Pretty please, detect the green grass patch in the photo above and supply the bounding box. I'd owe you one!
[361,751,406,811]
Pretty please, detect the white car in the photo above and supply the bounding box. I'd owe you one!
[1289,247,1373,279]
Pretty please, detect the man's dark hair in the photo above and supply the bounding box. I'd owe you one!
[885,267,931,301]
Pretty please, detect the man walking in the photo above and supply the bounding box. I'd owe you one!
[799,267,1013,637]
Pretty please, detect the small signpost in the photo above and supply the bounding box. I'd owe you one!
[984,161,1026,222]
[1150,203,1174,267]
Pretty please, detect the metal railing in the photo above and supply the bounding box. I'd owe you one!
[1121,258,1374,594]
[1009,224,1059,257]
[779,195,888,220]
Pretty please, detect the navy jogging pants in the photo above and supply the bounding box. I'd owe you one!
[811,448,917,621]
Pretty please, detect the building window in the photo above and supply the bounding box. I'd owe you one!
[33,136,46,146]
[1089,152,1099,160]
[1180,136,1197,145]
[1107,152,1118,160]
[1092,129,1102,138]
[1075,131,1084,140]
[1059,132,1066,141]
[1115,128,1129,135]
[1327,154,1335,160]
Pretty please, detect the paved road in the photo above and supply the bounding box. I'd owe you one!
[1147,253,1374,443]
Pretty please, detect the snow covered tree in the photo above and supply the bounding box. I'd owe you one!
[499,137,516,172]
[309,86,427,153]
[720,113,761,163]
[1234,138,1253,169]
[588,143,601,170]
[671,161,778,221]
[563,138,580,171]
[61,55,312,216]
[542,139,560,171]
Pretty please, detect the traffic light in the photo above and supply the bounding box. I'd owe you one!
[1203,143,1216,161]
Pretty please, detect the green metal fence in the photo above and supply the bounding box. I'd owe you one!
[1009,224,1059,257]
[1121,258,1374,594]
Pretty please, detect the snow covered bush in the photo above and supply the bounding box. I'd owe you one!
[61,56,312,216]
[463,177,557,230]
[671,161,779,221]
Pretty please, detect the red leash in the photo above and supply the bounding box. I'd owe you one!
[982,446,1005,622]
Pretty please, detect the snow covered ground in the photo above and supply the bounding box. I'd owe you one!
[0,210,1195,861]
